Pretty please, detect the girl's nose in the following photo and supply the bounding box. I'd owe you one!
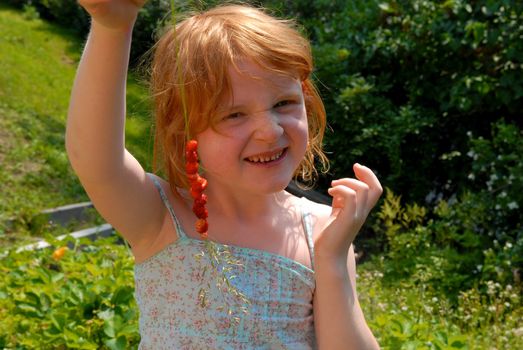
[252,111,284,142]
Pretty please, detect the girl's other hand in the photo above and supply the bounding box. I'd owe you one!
[78,0,146,31]
[315,163,383,262]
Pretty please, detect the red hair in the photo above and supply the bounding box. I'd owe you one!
[150,4,329,192]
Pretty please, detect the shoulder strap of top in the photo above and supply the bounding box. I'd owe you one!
[147,173,187,239]
[299,198,315,270]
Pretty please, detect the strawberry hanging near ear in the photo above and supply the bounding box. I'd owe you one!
[185,139,209,239]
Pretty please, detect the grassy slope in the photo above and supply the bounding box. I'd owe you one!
[0,4,153,238]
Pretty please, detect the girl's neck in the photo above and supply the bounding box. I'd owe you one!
[204,183,291,222]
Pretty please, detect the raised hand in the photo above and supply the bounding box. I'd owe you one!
[314,163,383,260]
[78,0,146,30]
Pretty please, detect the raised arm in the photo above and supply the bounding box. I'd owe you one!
[66,0,166,253]
[313,163,382,349]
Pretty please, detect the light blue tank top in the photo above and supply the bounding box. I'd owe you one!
[134,176,317,349]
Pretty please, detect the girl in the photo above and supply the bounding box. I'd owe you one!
[66,1,382,349]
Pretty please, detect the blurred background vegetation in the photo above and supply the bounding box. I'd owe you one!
[0,0,521,348]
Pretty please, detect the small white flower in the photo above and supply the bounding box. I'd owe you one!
[506,242,513,249]
[488,305,497,312]
[468,173,475,180]
[432,297,439,303]
[507,201,519,210]
[477,265,483,271]
[495,204,501,210]
[401,306,408,311]
[499,191,507,198]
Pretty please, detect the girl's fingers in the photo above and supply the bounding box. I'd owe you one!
[318,164,382,256]
[353,163,383,207]
[327,185,358,233]
[330,178,369,218]
[327,164,382,230]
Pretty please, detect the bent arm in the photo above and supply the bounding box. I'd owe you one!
[65,19,165,251]
[313,245,380,350]
[66,24,131,180]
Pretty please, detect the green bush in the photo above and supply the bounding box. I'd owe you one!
[358,263,523,349]
[0,236,139,349]
[267,0,523,203]
[434,120,523,286]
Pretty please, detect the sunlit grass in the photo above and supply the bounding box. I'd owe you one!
[0,4,152,240]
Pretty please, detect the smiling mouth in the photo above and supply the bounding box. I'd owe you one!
[245,148,287,164]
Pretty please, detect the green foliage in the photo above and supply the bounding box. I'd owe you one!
[358,263,523,349]
[432,121,523,286]
[0,236,139,349]
[266,0,523,203]
[374,178,522,299]
[373,189,463,295]
[365,120,523,346]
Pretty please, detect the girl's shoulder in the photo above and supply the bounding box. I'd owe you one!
[133,174,192,263]
[292,194,332,240]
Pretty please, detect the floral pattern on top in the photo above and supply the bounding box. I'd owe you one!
[135,236,316,349]
[135,176,317,349]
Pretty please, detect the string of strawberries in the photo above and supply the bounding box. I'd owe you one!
[185,139,209,239]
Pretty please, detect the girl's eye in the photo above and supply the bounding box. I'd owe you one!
[274,100,293,108]
[225,112,242,120]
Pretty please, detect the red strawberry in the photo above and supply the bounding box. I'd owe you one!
[191,176,208,192]
[195,219,208,233]
[185,139,209,239]
[190,187,202,199]
[192,205,208,219]
[186,162,199,174]
[186,140,198,152]
[186,173,199,182]
[186,150,198,163]
[194,193,208,206]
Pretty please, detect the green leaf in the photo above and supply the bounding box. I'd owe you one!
[111,286,134,305]
[50,313,66,331]
[105,335,127,350]
[51,272,64,283]
[449,335,469,349]
[103,319,116,339]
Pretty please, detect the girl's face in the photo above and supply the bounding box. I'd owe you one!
[196,60,309,195]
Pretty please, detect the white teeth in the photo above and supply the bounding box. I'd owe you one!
[248,150,283,163]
